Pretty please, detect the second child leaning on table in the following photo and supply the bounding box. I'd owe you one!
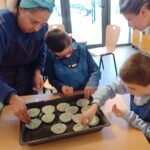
[81,52,150,142]
[44,29,101,99]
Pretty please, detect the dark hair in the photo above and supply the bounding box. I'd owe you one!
[16,0,21,7]
[119,0,150,14]
[45,29,71,52]
[119,52,150,86]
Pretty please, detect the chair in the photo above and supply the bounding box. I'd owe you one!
[88,24,120,76]
[48,24,65,31]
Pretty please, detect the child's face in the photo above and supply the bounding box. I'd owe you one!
[125,82,150,97]
[55,44,73,58]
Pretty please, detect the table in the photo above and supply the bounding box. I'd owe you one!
[0,92,149,150]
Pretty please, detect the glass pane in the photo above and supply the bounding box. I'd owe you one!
[110,0,130,44]
[48,0,62,25]
[70,0,103,45]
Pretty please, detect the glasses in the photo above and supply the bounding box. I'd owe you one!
[26,12,47,29]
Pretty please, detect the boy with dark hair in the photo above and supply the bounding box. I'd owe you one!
[45,29,101,99]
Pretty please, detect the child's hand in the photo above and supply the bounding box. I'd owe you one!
[112,104,124,117]
[34,70,43,91]
[80,103,98,127]
[62,86,73,95]
[84,86,95,99]
[9,94,31,124]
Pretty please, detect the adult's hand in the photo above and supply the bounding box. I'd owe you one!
[9,94,30,124]
[34,69,44,91]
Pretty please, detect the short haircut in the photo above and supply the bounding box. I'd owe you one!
[119,52,150,86]
[119,0,150,14]
[45,29,71,52]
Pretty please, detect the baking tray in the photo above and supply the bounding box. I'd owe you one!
[20,94,110,145]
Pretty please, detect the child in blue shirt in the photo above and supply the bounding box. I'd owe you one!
[81,52,150,142]
[44,29,101,99]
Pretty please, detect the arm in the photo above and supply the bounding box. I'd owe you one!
[92,79,128,106]
[34,42,46,73]
[0,24,30,123]
[33,25,48,73]
[32,26,48,90]
[79,44,101,99]
[0,80,17,104]
[80,79,128,126]
[85,46,101,90]
[123,111,150,140]
[112,104,150,141]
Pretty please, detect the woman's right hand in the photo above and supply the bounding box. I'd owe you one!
[80,103,99,127]
[9,94,30,124]
[62,86,73,95]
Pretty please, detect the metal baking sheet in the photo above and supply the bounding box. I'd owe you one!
[20,94,110,145]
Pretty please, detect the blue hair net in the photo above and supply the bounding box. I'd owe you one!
[20,0,55,13]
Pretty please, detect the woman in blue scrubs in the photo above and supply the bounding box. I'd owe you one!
[0,0,54,123]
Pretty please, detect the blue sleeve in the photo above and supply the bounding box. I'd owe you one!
[32,25,48,73]
[92,79,128,106]
[0,22,16,104]
[34,41,46,73]
[0,9,13,62]
[0,80,17,104]
[83,45,101,89]
[123,111,150,141]
[44,51,66,92]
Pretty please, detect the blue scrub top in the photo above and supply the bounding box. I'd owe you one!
[0,9,48,104]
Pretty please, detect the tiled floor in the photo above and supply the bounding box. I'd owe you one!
[92,45,138,87]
